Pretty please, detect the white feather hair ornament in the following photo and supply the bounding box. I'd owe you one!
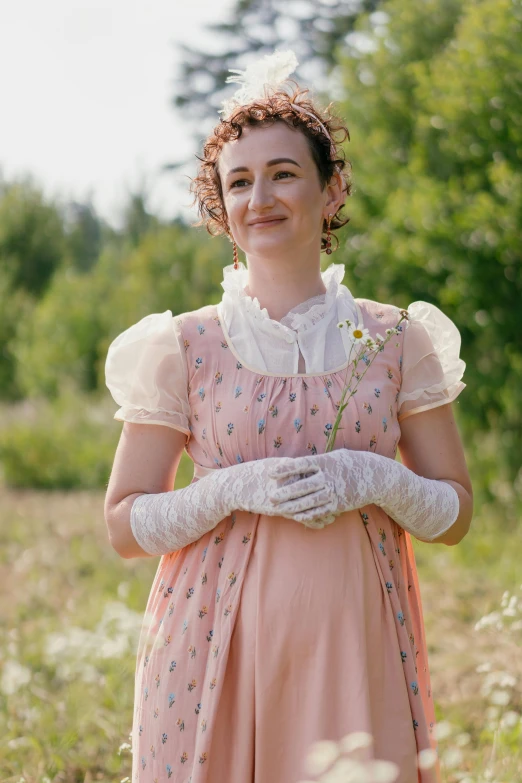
[220,49,299,117]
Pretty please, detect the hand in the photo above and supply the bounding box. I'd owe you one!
[227,456,336,527]
[267,449,380,525]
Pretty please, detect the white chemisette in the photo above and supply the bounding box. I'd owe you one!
[218,261,358,375]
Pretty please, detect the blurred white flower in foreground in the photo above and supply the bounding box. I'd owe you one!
[0,659,31,695]
[300,730,438,783]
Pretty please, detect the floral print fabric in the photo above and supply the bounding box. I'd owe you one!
[128,298,445,783]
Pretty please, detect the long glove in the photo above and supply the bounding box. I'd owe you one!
[267,450,460,542]
[130,456,335,556]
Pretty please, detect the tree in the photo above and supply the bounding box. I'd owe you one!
[333,0,522,480]
[171,0,380,128]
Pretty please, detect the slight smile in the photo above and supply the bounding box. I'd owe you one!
[249,218,287,228]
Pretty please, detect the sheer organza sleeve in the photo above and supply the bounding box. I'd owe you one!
[397,301,466,422]
[105,310,191,439]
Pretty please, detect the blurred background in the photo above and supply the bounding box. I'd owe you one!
[0,0,521,781]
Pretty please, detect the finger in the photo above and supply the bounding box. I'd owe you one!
[269,473,326,504]
[267,456,319,480]
[294,504,337,525]
[274,486,333,515]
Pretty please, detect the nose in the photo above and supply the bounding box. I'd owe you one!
[248,176,275,213]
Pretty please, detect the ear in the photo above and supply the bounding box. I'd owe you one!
[324,168,345,216]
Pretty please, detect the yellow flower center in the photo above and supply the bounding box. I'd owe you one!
[353,329,363,339]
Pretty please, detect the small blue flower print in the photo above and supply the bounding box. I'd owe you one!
[234,386,242,398]
[227,423,234,435]
[324,423,333,438]
[382,417,388,432]
[355,420,361,433]
[411,681,419,695]
[378,542,386,556]
[202,546,207,562]
[236,361,242,369]
[162,733,168,744]
[207,629,213,641]
[213,457,222,468]
[166,764,172,778]
[257,392,267,402]
[397,611,405,626]
[169,661,177,672]
[195,702,202,715]
[195,357,203,369]
[413,719,419,731]
[236,454,243,463]
[374,388,381,398]
[385,581,393,593]
[215,371,223,384]
[216,588,221,603]
[323,386,331,398]
[294,418,302,433]
[258,418,266,434]
[144,686,149,700]
[397,324,403,332]
[202,427,206,440]
[139,725,143,736]
[141,756,146,770]
[197,324,205,335]
[186,587,194,599]
[198,387,205,401]
[401,651,407,663]
[289,392,297,402]
[361,353,370,366]
[399,355,403,371]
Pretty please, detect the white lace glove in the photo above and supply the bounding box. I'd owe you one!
[267,450,460,542]
[130,456,335,555]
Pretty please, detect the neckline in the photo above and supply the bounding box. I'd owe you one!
[215,299,365,378]
[220,261,347,336]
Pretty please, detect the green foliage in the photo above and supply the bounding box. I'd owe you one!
[0,174,66,296]
[0,390,119,490]
[334,0,522,479]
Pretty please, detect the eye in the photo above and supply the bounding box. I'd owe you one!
[229,178,249,189]
[274,170,294,179]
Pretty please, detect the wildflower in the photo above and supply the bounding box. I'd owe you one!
[347,324,371,345]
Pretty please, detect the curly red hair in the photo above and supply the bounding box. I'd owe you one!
[189,83,352,252]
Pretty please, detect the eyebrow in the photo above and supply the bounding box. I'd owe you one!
[226,157,302,176]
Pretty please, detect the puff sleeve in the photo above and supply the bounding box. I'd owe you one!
[105,310,191,440]
[397,301,466,423]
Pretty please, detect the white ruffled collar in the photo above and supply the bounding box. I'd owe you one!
[221,261,347,333]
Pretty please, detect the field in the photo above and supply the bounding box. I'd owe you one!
[0,457,520,783]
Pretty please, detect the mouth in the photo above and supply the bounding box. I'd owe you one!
[249,218,287,228]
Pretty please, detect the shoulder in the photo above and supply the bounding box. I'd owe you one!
[176,304,220,336]
[355,297,407,331]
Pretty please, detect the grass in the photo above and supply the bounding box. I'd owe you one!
[0,457,520,782]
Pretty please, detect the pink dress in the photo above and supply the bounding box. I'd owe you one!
[109,297,463,783]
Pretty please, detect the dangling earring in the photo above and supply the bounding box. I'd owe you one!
[325,213,333,255]
[232,239,239,270]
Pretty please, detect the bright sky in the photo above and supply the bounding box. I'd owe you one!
[0,0,234,229]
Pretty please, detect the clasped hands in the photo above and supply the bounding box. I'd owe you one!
[264,449,379,530]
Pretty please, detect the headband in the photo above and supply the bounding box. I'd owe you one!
[219,49,338,161]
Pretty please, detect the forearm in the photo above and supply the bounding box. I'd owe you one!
[374,456,464,544]
[107,471,234,559]
[423,479,473,546]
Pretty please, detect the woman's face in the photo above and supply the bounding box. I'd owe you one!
[218,121,334,260]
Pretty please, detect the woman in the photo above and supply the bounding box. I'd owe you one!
[104,52,472,783]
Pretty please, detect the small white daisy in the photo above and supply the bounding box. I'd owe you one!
[347,324,371,345]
